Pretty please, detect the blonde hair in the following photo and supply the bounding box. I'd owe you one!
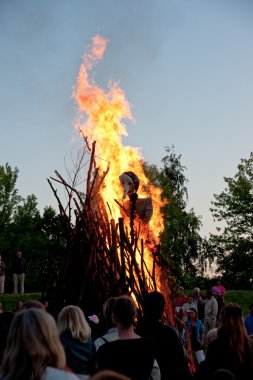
[57,305,91,343]
[0,308,66,380]
[218,303,253,363]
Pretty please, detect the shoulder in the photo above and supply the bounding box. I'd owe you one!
[41,367,80,380]
[94,328,118,350]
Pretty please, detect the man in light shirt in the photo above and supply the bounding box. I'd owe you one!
[199,289,218,345]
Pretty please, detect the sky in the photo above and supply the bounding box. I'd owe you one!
[1,0,253,238]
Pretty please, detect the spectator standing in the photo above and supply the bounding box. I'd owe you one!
[0,256,6,294]
[136,291,189,380]
[94,297,118,351]
[200,289,218,340]
[97,295,161,380]
[192,287,205,321]
[174,287,188,320]
[192,288,201,306]
[183,308,205,365]
[245,304,253,336]
[181,295,197,323]
[57,305,96,376]
[211,279,226,317]
[195,303,253,380]
[211,279,225,298]
[11,251,26,294]
[0,308,79,380]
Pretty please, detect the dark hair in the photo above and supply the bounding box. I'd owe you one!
[21,300,45,311]
[103,297,117,328]
[142,291,165,320]
[112,296,136,327]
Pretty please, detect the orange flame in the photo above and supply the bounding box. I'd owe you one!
[73,35,165,290]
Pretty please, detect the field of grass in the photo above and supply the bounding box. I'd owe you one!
[0,290,252,316]
[0,293,42,312]
[224,290,253,316]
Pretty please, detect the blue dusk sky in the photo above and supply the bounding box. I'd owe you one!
[0,0,253,237]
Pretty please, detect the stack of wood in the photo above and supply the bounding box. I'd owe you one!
[47,138,174,322]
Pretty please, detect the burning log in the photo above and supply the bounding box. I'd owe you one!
[47,138,174,323]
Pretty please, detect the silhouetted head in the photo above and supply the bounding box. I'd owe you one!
[206,289,213,299]
[112,296,137,327]
[142,291,165,320]
[16,251,22,258]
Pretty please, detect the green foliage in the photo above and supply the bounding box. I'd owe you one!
[0,164,22,226]
[0,163,67,293]
[0,164,22,252]
[144,146,205,283]
[210,152,253,288]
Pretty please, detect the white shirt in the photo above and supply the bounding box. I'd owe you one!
[41,367,82,380]
[94,327,119,351]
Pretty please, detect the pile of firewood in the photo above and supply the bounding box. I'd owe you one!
[47,138,174,321]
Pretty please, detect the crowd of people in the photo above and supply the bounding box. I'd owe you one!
[0,285,251,380]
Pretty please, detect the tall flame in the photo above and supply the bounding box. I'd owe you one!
[73,35,165,289]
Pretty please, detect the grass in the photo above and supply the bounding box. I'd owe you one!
[0,290,252,316]
[224,290,253,316]
[0,293,42,312]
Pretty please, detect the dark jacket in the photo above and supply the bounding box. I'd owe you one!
[60,331,95,375]
[11,257,26,274]
[96,338,156,380]
[136,317,190,380]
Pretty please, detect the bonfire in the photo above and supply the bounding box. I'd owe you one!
[48,35,175,322]
[47,35,196,374]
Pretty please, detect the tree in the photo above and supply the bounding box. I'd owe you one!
[0,163,66,292]
[210,152,253,288]
[0,163,22,226]
[0,164,23,254]
[144,146,205,285]
[11,200,66,292]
